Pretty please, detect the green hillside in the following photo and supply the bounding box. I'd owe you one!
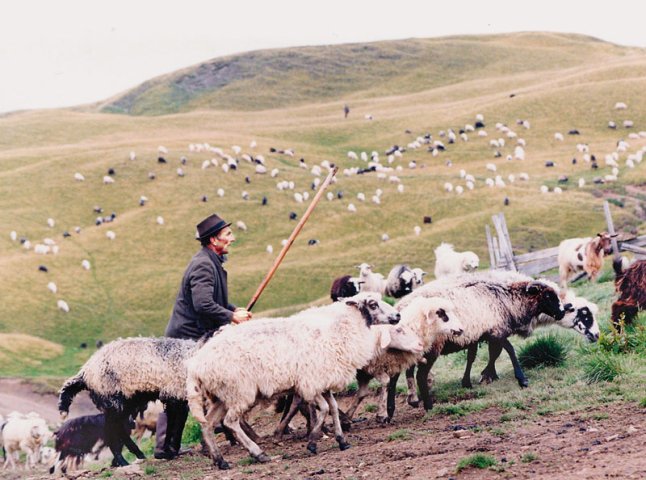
[1,32,645,377]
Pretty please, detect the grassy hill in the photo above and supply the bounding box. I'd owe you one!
[1,32,645,377]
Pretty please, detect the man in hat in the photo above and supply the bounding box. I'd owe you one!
[155,213,251,460]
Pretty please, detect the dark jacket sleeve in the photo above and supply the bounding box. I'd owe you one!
[189,260,234,329]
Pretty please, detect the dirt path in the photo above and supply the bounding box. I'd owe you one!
[4,382,644,479]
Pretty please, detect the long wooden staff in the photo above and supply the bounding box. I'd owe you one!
[246,166,339,311]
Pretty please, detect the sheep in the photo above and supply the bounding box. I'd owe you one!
[2,413,51,470]
[434,243,479,279]
[74,172,85,181]
[341,296,462,425]
[57,300,70,313]
[384,264,416,298]
[356,263,386,294]
[387,271,568,415]
[48,414,117,474]
[185,292,404,469]
[330,275,363,301]
[558,232,614,294]
[611,258,646,327]
[57,336,199,467]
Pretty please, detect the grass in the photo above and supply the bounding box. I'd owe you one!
[518,334,569,370]
[456,453,498,472]
[521,452,538,463]
[386,429,411,442]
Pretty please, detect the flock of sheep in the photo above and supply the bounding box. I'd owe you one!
[3,101,645,473]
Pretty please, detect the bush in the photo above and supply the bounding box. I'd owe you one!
[457,453,498,472]
[518,334,568,370]
[598,318,646,355]
[582,352,624,383]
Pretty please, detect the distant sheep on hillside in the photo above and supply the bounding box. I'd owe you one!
[434,243,479,279]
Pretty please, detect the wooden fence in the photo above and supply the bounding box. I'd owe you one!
[486,201,646,277]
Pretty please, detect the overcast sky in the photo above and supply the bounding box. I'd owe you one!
[1,1,644,114]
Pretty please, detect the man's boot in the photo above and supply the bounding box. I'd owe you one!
[154,411,175,460]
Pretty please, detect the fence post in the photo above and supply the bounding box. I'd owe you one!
[603,200,620,260]
[485,225,496,269]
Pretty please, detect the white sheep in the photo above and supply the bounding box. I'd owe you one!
[81,259,91,270]
[433,243,479,279]
[2,414,51,469]
[342,296,462,423]
[47,282,57,294]
[74,172,85,181]
[357,263,386,294]
[185,293,405,469]
[106,231,116,240]
[102,176,114,184]
[57,300,70,313]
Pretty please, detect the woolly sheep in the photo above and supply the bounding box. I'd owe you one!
[2,414,51,469]
[185,293,404,468]
[433,243,479,279]
[611,258,646,327]
[330,275,363,301]
[389,271,568,415]
[57,300,70,313]
[384,265,416,298]
[357,263,386,294]
[342,296,462,424]
[57,337,199,467]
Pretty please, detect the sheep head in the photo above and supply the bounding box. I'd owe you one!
[344,292,400,325]
[376,324,424,353]
[525,281,566,320]
[559,299,600,342]
[461,252,480,272]
[412,297,463,337]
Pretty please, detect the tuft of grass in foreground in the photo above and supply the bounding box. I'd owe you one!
[582,352,625,383]
[521,452,538,463]
[518,334,569,369]
[386,429,411,442]
[456,453,498,472]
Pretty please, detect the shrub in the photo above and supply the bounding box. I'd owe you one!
[518,334,568,369]
[582,352,624,383]
[456,453,498,472]
[598,318,646,355]
[521,452,538,463]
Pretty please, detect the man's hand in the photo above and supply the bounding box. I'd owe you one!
[232,308,252,324]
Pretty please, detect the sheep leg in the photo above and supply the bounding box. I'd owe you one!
[306,394,329,455]
[105,413,129,467]
[274,394,303,439]
[386,372,400,420]
[501,339,529,388]
[223,410,270,464]
[322,391,350,450]
[200,400,229,469]
[240,418,260,444]
[343,369,373,423]
[373,372,392,424]
[404,365,419,407]
[461,343,478,389]
[416,357,435,411]
[122,433,146,459]
[480,339,502,384]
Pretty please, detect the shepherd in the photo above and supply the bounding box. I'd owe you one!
[154,213,252,460]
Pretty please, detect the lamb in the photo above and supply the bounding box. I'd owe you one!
[386,271,568,416]
[2,413,51,470]
[49,414,114,474]
[558,232,614,295]
[185,292,404,469]
[434,242,479,279]
[611,258,646,327]
[384,264,416,298]
[330,275,363,301]
[57,336,199,467]
[342,296,463,425]
[356,263,386,294]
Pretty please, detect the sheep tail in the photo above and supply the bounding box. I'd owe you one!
[612,256,625,282]
[58,371,87,417]
[186,374,207,424]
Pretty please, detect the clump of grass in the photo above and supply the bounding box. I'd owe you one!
[387,429,411,442]
[582,352,624,383]
[429,400,488,418]
[181,415,203,445]
[144,465,157,475]
[598,317,646,355]
[639,397,646,408]
[456,453,498,472]
[363,403,378,413]
[238,457,255,466]
[518,334,568,370]
[521,452,538,463]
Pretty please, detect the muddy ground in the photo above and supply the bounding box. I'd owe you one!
[3,380,645,480]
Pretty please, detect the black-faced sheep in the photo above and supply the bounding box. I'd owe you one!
[57,337,198,467]
[387,271,567,416]
[384,264,416,298]
[185,292,407,470]
[612,258,646,327]
[330,275,363,301]
[434,243,479,278]
[558,232,614,295]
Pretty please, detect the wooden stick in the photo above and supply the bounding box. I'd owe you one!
[246,166,339,311]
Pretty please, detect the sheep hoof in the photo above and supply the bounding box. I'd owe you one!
[407,397,419,408]
[518,378,529,388]
[306,442,318,454]
[338,439,351,451]
[254,453,271,463]
[461,379,473,389]
[216,459,230,470]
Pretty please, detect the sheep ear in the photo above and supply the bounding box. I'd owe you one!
[563,303,575,313]
[379,327,392,349]
[345,299,359,309]
[422,271,428,277]
[525,282,543,295]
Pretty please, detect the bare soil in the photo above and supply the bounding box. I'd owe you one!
[3,381,645,480]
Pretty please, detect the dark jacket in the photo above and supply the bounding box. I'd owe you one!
[165,247,235,339]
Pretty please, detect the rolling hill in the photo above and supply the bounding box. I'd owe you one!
[1,31,645,376]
